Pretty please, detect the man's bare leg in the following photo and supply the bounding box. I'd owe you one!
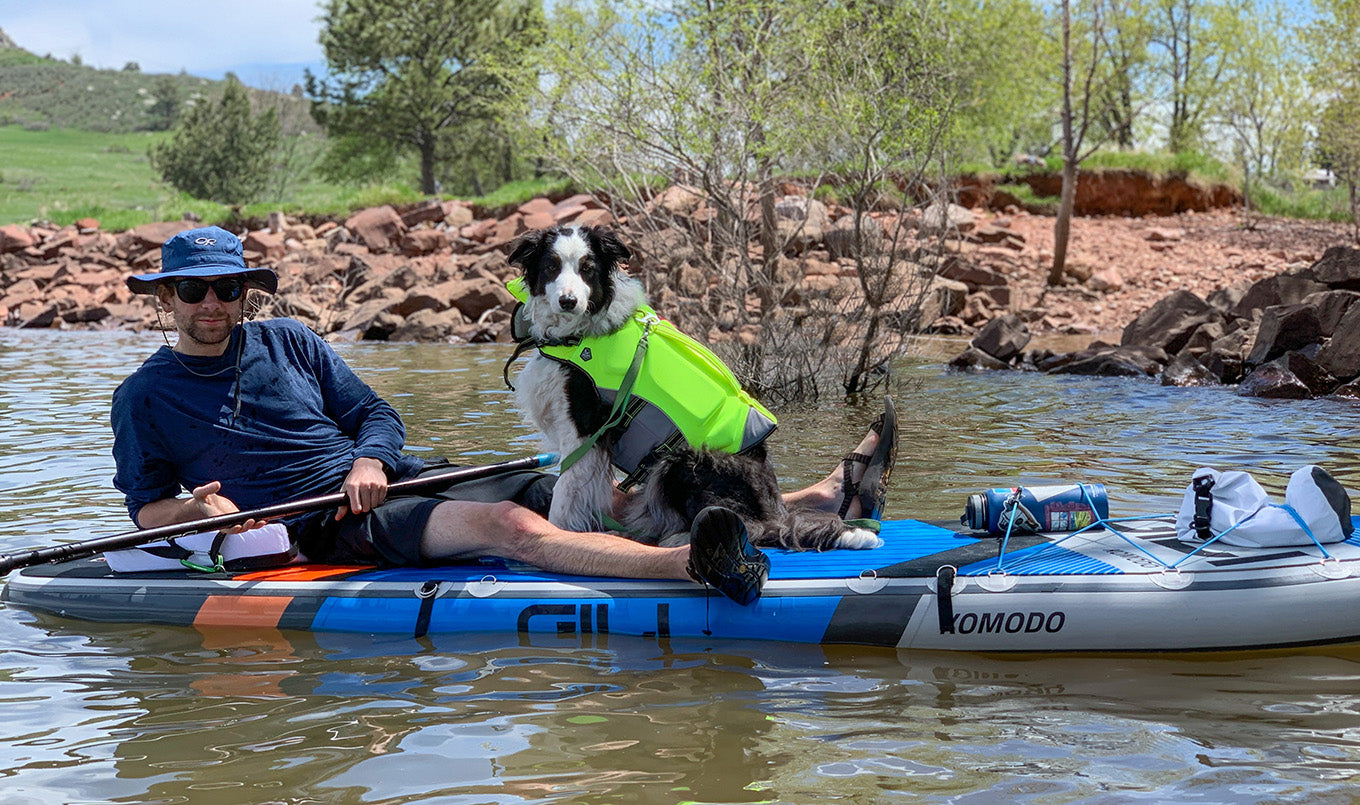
[783,426,881,518]
[420,499,691,579]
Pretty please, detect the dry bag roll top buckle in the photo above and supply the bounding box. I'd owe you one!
[1191,475,1215,541]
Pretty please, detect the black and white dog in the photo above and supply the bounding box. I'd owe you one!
[508,225,880,551]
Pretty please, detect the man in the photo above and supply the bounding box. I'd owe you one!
[112,226,891,606]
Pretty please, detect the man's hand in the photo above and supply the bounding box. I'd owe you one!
[188,481,263,533]
[337,457,389,520]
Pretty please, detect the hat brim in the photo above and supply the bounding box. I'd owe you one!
[127,264,278,295]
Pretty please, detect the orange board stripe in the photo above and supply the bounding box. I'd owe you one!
[233,564,372,582]
[195,594,293,628]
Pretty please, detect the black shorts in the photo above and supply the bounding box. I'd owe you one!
[293,464,556,567]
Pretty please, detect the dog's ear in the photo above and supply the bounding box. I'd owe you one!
[507,230,547,268]
[587,226,631,264]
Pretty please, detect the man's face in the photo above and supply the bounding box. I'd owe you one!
[157,276,246,356]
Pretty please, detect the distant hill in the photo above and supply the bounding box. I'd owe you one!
[0,28,313,134]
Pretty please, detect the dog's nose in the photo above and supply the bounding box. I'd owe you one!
[558,295,577,311]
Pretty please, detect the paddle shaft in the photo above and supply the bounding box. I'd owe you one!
[0,453,557,576]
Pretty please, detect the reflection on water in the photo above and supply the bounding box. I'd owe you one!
[2,328,1360,802]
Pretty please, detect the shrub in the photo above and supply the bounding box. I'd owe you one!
[149,76,280,205]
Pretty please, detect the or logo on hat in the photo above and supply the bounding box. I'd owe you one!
[194,237,217,246]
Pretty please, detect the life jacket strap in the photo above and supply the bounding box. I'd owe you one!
[560,318,654,473]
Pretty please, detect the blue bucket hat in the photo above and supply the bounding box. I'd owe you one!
[126,226,278,295]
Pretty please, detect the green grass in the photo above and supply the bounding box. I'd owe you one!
[1250,182,1355,222]
[467,176,576,214]
[0,125,427,229]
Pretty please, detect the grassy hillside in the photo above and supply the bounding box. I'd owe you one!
[0,45,310,134]
[0,125,428,230]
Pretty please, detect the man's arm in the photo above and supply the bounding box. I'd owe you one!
[131,481,264,532]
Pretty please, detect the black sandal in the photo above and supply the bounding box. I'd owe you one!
[837,396,898,521]
[686,506,769,606]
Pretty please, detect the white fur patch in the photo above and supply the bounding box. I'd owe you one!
[836,528,884,550]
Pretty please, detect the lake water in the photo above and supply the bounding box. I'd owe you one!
[2,328,1360,804]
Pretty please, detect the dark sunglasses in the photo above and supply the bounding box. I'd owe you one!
[173,277,245,304]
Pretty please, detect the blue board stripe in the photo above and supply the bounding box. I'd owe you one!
[956,544,1122,576]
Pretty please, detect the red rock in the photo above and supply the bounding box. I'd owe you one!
[572,208,614,228]
[400,229,450,256]
[522,211,555,231]
[0,225,36,254]
[517,197,554,217]
[344,206,407,252]
[243,230,286,261]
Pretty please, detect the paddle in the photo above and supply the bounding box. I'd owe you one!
[0,453,559,577]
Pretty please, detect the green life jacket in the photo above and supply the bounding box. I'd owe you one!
[506,278,777,485]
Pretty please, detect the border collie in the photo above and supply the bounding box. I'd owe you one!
[508,225,880,551]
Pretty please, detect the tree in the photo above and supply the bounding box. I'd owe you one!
[149,76,281,204]
[147,76,181,131]
[1219,2,1312,217]
[1148,0,1242,153]
[1317,87,1360,240]
[539,0,963,400]
[307,0,544,194]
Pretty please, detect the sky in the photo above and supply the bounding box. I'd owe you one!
[0,0,328,91]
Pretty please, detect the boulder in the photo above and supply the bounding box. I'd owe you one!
[1121,290,1219,354]
[919,202,976,235]
[389,307,467,342]
[1303,289,1360,337]
[344,206,407,252]
[1316,304,1360,381]
[1045,344,1168,377]
[1309,245,1360,290]
[0,225,37,253]
[970,313,1030,362]
[947,346,1009,372]
[401,199,447,228]
[1160,353,1218,387]
[1231,272,1328,318]
[1236,360,1314,399]
[1244,304,1321,366]
[117,220,197,254]
[824,215,885,260]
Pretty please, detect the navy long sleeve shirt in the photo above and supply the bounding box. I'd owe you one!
[111,319,424,525]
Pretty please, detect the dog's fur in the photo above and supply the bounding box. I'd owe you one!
[508,225,879,551]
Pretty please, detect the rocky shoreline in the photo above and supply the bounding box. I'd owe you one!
[2,186,1356,403]
[951,245,1360,400]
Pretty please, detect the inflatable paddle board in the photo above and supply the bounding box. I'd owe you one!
[8,515,1360,652]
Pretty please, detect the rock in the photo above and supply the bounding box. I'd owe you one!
[1316,304,1360,381]
[1160,353,1218,386]
[443,201,475,229]
[1145,228,1184,242]
[117,220,197,253]
[1245,304,1321,365]
[1231,272,1328,318]
[971,313,1030,361]
[344,206,407,252]
[939,259,1007,287]
[400,229,450,256]
[920,202,976,235]
[0,225,37,254]
[1236,361,1313,399]
[1309,245,1360,289]
[243,230,286,261]
[947,346,1009,371]
[1303,289,1360,337]
[401,199,447,228]
[1206,280,1251,316]
[389,307,467,341]
[824,215,885,259]
[1121,290,1219,354]
[1046,344,1167,377]
[1089,267,1123,292]
[1333,377,1360,398]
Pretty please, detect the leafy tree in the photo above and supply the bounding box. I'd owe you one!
[1317,86,1360,240]
[1219,2,1312,216]
[307,0,544,194]
[539,0,963,400]
[1149,0,1243,153]
[149,76,281,204]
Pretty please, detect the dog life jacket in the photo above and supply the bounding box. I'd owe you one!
[506,278,777,486]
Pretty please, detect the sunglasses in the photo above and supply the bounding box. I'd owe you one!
[173,277,245,304]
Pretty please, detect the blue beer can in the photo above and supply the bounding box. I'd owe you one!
[962,483,1109,534]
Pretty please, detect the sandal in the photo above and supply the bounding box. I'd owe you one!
[837,396,898,521]
[686,506,768,606]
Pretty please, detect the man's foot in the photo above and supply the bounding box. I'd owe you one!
[686,506,769,606]
[831,396,898,520]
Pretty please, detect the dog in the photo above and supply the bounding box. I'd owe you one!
[507,225,880,551]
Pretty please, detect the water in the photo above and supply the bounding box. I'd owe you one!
[2,328,1360,803]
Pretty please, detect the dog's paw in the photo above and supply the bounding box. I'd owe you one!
[837,527,883,550]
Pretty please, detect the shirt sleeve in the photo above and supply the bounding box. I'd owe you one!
[300,327,408,471]
[110,378,182,525]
